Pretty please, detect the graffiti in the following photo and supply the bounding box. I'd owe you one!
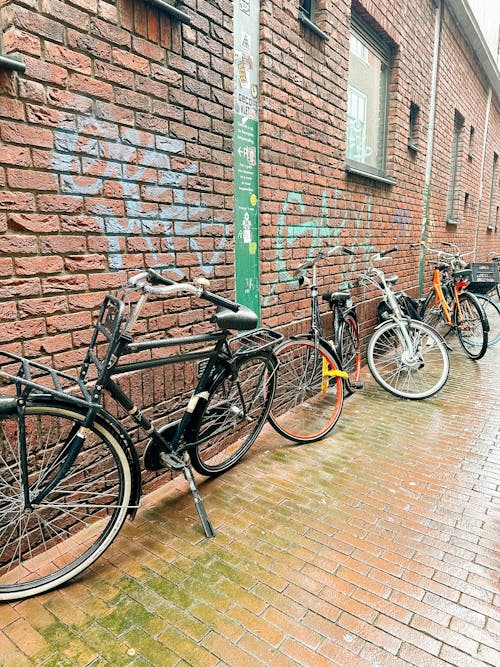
[265,189,377,305]
[51,118,228,276]
[391,208,412,236]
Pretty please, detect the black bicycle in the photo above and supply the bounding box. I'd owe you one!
[268,246,357,444]
[322,278,363,396]
[0,269,281,601]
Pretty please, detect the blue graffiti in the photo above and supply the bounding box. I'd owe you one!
[51,119,228,276]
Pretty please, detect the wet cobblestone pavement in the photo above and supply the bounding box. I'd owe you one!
[1,341,499,666]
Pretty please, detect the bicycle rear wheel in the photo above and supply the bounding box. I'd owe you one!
[454,292,488,359]
[189,352,277,476]
[268,338,344,443]
[471,293,500,346]
[367,319,449,399]
[339,314,361,395]
[0,404,131,601]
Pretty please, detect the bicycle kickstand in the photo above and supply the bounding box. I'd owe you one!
[181,453,216,539]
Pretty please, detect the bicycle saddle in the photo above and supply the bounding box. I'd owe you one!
[322,292,351,305]
[211,305,258,331]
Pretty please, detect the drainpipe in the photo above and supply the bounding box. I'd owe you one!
[474,86,492,257]
[418,0,443,297]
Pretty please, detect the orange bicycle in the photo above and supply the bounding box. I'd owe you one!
[417,242,489,360]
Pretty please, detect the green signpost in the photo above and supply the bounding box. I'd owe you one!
[234,0,260,320]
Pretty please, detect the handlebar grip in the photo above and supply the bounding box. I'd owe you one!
[341,246,354,256]
[380,246,398,257]
[147,268,177,286]
[201,290,240,312]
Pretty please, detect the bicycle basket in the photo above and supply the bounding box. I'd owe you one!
[229,329,283,356]
[466,263,499,294]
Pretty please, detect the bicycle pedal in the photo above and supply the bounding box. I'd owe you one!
[351,380,365,391]
[144,440,183,471]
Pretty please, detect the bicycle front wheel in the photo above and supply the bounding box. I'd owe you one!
[0,404,132,601]
[470,293,500,346]
[268,339,344,443]
[454,292,488,359]
[339,314,361,395]
[367,319,449,399]
[189,352,277,476]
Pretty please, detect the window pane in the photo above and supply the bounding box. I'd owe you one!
[347,30,388,173]
[300,1,313,19]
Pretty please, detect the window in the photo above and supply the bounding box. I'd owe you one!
[446,111,464,224]
[346,16,391,179]
[468,126,475,160]
[408,102,420,151]
[298,1,328,40]
[487,153,498,230]
[299,0,314,20]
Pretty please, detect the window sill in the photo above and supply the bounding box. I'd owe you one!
[144,0,191,23]
[0,54,26,73]
[346,164,396,186]
[446,218,459,226]
[407,142,420,153]
[298,12,329,41]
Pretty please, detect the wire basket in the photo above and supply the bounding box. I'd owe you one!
[466,262,499,294]
[229,328,283,356]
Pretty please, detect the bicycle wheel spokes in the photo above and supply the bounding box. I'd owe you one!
[0,406,131,601]
[474,294,500,346]
[454,293,488,359]
[367,320,449,399]
[268,339,344,443]
[190,353,276,476]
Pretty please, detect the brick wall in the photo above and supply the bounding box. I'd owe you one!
[260,0,499,341]
[0,0,234,380]
[0,0,499,472]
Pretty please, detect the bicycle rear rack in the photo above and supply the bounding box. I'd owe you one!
[229,328,283,356]
[0,351,95,408]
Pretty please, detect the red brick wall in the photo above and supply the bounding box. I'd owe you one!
[0,0,499,450]
[1,0,235,371]
[260,0,499,341]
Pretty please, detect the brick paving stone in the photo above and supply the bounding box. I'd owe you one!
[1,346,498,666]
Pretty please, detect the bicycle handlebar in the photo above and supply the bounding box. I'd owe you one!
[294,245,353,272]
[128,269,241,312]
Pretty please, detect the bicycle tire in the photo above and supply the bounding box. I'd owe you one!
[189,352,277,476]
[0,403,132,601]
[471,293,500,346]
[367,319,449,399]
[454,292,488,359]
[339,314,362,395]
[268,338,344,443]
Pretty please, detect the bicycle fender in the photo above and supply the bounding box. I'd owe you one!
[28,398,143,518]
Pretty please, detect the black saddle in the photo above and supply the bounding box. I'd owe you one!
[323,291,351,306]
[211,305,258,331]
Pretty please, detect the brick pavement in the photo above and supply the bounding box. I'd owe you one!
[1,342,499,666]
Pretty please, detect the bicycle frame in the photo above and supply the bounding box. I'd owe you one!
[298,256,347,388]
[361,264,418,355]
[430,265,468,326]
